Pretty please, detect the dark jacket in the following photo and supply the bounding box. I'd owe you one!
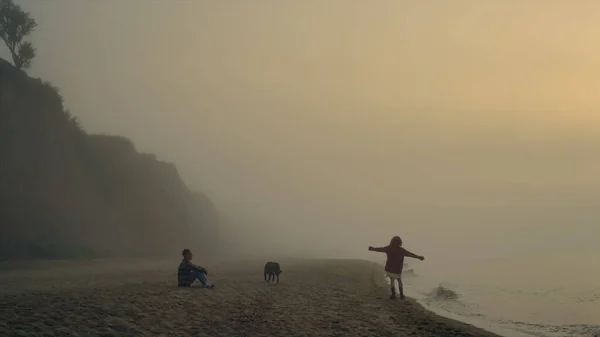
[177,259,206,287]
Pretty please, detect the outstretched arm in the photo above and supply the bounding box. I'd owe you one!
[368,246,387,253]
[402,248,424,261]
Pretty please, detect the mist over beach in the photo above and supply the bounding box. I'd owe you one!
[1,1,599,336]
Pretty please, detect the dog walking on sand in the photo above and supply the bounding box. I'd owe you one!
[264,261,282,284]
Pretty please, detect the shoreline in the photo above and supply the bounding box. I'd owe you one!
[1,258,502,336]
[379,266,519,337]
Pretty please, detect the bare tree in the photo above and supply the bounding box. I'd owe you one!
[0,0,37,70]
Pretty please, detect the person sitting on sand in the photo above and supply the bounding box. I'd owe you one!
[178,249,215,289]
[368,236,424,300]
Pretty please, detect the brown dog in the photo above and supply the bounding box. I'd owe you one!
[264,261,282,284]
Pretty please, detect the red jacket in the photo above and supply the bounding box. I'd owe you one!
[371,245,419,273]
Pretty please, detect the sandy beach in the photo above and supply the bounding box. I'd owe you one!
[0,258,501,337]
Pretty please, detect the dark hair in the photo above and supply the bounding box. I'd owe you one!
[182,248,191,257]
[389,236,402,247]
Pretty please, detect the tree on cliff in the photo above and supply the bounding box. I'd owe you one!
[0,0,37,70]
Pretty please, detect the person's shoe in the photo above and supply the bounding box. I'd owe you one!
[389,294,397,299]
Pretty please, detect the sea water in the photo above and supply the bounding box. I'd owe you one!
[386,252,599,337]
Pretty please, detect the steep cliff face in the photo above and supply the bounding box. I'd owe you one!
[0,58,217,260]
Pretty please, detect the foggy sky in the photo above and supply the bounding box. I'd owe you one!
[6,0,599,259]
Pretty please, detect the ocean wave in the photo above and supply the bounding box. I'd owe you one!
[507,321,600,337]
[403,268,417,277]
[427,284,460,301]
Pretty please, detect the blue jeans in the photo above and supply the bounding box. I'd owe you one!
[190,269,209,286]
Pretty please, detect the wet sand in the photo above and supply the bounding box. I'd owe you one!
[0,258,501,337]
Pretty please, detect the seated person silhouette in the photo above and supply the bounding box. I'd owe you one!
[177,248,215,289]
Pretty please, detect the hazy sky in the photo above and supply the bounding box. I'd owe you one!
[6,0,599,259]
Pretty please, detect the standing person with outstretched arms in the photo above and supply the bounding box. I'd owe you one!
[368,236,424,299]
